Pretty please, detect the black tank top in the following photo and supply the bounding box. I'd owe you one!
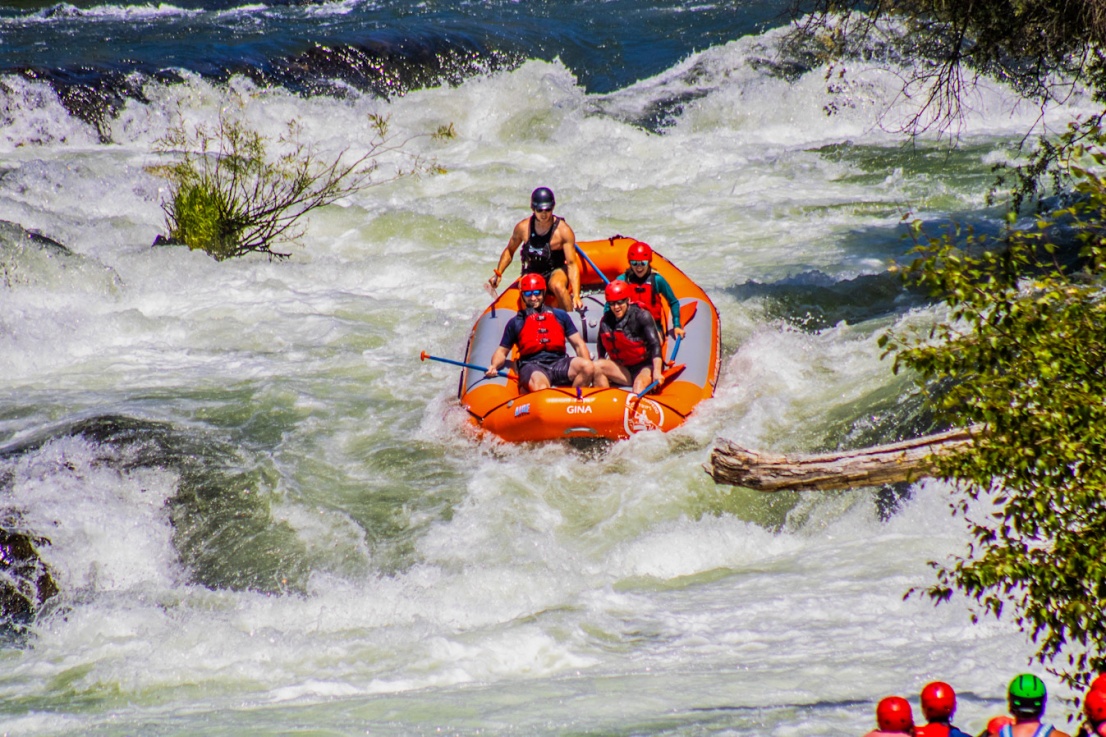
[520,215,567,277]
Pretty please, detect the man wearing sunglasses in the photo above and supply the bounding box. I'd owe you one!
[487,187,582,313]
[484,273,595,393]
[593,280,663,394]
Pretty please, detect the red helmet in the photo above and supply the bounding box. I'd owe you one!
[1086,688,1106,723]
[876,696,914,733]
[519,273,547,293]
[605,280,631,302]
[921,681,957,721]
[627,241,653,262]
[986,716,1014,735]
[1092,674,1106,693]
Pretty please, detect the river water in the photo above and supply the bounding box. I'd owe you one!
[0,1,1093,734]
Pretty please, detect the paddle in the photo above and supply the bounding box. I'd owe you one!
[668,301,698,363]
[420,351,515,379]
[574,245,610,285]
[631,363,686,406]
[484,282,499,317]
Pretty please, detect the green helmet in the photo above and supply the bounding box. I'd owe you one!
[1008,673,1046,716]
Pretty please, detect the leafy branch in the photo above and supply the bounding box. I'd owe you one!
[153,113,455,260]
[881,131,1106,688]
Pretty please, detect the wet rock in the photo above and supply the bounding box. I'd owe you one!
[0,516,58,633]
[0,219,121,291]
[262,37,522,98]
[16,66,158,144]
[1,415,313,600]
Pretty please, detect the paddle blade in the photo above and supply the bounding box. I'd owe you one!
[661,363,686,383]
[678,301,698,329]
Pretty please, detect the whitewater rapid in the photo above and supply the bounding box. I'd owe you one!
[0,29,1092,736]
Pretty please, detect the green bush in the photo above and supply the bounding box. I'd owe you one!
[154,114,453,260]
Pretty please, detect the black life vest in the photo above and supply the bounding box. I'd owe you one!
[623,270,662,322]
[517,308,567,357]
[521,215,567,276]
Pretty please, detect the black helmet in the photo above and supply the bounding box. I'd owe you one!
[530,187,555,211]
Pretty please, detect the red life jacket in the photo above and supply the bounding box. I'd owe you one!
[516,308,566,357]
[599,318,649,366]
[623,271,662,322]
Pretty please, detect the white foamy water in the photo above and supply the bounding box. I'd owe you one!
[0,37,1087,736]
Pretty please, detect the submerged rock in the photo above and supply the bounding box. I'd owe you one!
[0,517,59,632]
[0,414,315,638]
[0,219,122,292]
[729,270,930,330]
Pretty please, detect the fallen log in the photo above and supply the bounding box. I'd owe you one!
[705,425,983,492]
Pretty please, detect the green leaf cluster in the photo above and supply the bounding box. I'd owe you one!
[884,122,1106,686]
[153,113,453,260]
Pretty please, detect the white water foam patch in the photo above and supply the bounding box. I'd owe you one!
[710,318,895,452]
[602,23,1100,149]
[818,481,1055,718]
[605,513,798,581]
[0,155,164,260]
[12,2,199,23]
[0,77,101,151]
[107,76,429,221]
[4,435,182,594]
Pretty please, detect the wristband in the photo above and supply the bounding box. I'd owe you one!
[493,268,502,277]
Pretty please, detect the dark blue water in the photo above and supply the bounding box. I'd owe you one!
[0,0,790,94]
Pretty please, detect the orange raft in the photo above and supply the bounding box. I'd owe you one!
[458,236,721,441]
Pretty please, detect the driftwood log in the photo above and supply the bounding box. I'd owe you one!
[705,425,983,492]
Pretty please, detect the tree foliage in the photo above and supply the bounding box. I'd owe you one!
[786,0,1106,688]
[789,0,1106,129]
[154,113,454,260]
[788,0,1106,212]
[880,125,1106,687]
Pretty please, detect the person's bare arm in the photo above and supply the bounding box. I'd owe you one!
[567,332,590,361]
[559,221,582,309]
[651,356,664,385]
[489,219,528,290]
[484,345,510,377]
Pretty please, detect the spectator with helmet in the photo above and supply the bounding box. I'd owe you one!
[593,280,663,394]
[916,681,972,737]
[865,696,916,736]
[615,240,685,339]
[978,717,1015,737]
[998,673,1070,737]
[1076,687,1106,737]
[488,186,582,312]
[485,273,595,393]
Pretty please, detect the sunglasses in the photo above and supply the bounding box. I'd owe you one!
[629,260,649,267]
[522,290,544,298]
[532,206,553,212]
[608,298,630,307]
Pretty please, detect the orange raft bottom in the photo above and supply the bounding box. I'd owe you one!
[474,383,700,442]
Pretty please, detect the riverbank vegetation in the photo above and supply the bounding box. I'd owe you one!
[790,0,1106,688]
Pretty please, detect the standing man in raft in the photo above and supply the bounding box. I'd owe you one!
[487,187,583,312]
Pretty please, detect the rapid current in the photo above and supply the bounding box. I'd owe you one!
[0,0,1096,734]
